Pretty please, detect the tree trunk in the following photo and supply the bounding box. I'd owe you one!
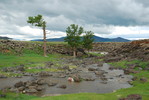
[73,48,76,58]
[43,26,47,57]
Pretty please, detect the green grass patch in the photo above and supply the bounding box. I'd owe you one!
[0,53,60,68]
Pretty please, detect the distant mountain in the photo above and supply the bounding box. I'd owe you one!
[0,36,12,40]
[32,35,130,42]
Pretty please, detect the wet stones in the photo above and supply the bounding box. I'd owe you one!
[9,79,45,94]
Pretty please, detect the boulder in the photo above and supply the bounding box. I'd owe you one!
[73,74,82,82]
[14,81,24,88]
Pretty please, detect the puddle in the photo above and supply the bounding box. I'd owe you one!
[0,63,133,96]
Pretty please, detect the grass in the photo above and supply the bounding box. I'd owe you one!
[109,59,149,69]
[0,53,59,68]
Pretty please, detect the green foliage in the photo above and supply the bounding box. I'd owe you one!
[64,24,84,49]
[27,14,46,28]
[82,31,94,51]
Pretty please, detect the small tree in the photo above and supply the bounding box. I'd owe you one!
[82,31,94,52]
[64,24,84,57]
[27,14,47,57]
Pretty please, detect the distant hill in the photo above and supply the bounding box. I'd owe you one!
[0,36,12,40]
[32,35,130,42]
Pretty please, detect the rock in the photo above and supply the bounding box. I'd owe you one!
[38,71,50,77]
[101,81,107,84]
[57,85,67,89]
[104,57,122,62]
[14,81,24,88]
[17,66,25,71]
[94,71,104,76]
[124,69,139,74]
[144,67,149,71]
[73,74,82,82]
[18,86,25,91]
[26,89,38,93]
[9,88,19,93]
[127,94,142,100]
[37,79,46,85]
[47,82,57,86]
[0,75,7,78]
[36,86,44,91]
[119,94,142,100]
[140,77,147,82]
[84,78,95,81]
[100,76,107,81]
[61,66,69,70]
[132,76,138,81]
[0,94,6,98]
[28,86,37,89]
[88,68,98,71]
[109,66,115,70]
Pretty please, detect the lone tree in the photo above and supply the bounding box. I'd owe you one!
[82,31,94,52]
[27,14,47,57]
[64,24,84,58]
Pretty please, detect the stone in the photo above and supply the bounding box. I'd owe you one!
[26,89,38,93]
[47,82,57,86]
[0,75,7,78]
[9,88,19,93]
[88,68,98,71]
[132,76,138,81]
[94,71,104,76]
[14,81,24,88]
[38,71,50,77]
[36,86,44,91]
[37,79,46,85]
[140,77,147,82]
[119,94,142,100]
[18,87,25,91]
[73,74,82,82]
[57,85,67,89]
[0,94,6,98]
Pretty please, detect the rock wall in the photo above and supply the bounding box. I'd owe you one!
[91,42,126,52]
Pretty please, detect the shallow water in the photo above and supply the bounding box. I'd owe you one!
[0,63,133,96]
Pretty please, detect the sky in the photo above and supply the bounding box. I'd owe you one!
[0,0,149,40]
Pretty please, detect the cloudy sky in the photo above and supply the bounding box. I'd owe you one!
[0,0,149,40]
